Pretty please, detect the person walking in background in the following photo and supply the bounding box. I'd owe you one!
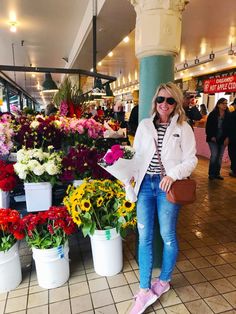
[226,98,236,177]
[130,82,197,314]
[128,103,139,135]
[183,93,202,128]
[206,98,229,180]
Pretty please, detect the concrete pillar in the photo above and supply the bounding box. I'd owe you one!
[130,0,189,120]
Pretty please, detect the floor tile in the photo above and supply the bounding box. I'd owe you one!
[185,299,213,314]
[199,267,223,281]
[91,289,114,308]
[111,286,133,303]
[107,274,127,288]
[27,291,48,308]
[210,278,236,293]
[165,303,190,314]
[27,305,48,314]
[49,300,70,314]
[5,295,27,313]
[204,295,232,313]
[223,291,236,308]
[49,286,69,303]
[182,270,207,284]
[192,282,218,298]
[175,285,200,302]
[71,294,93,313]
[69,282,89,298]
[88,277,109,292]
[95,304,117,313]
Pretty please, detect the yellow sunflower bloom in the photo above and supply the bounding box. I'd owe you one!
[81,199,92,211]
[97,197,104,207]
[122,201,135,212]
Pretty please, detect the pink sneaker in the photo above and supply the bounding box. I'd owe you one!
[151,279,170,297]
[130,289,158,314]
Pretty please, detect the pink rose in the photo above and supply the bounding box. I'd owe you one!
[112,149,124,161]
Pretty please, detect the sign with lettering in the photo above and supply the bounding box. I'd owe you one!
[203,75,236,93]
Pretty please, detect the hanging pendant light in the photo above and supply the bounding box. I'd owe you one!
[42,73,58,93]
[92,77,106,95]
[103,82,114,98]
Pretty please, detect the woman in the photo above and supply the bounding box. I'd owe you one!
[206,98,229,180]
[130,82,197,314]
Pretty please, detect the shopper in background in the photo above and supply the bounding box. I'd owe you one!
[130,82,197,314]
[206,98,229,180]
[195,103,208,128]
[128,103,139,135]
[226,98,236,177]
[183,93,202,128]
[113,100,125,122]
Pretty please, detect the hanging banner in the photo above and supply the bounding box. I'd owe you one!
[203,75,236,93]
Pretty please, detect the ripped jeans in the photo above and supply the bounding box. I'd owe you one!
[137,174,180,288]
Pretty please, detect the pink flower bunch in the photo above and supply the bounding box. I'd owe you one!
[0,115,14,156]
[103,145,125,165]
[102,145,135,166]
[60,117,104,138]
[59,101,68,117]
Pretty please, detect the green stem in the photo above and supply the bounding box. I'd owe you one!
[93,209,102,230]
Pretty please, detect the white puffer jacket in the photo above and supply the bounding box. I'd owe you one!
[133,114,198,195]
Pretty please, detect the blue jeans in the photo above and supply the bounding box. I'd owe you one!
[137,174,180,289]
[208,142,225,177]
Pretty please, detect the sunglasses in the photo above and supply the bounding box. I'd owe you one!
[155,96,176,105]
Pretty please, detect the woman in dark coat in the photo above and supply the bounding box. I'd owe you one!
[206,98,229,180]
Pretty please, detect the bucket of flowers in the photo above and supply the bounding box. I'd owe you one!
[0,160,18,208]
[21,206,77,289]
[63,179,136,276]
[13,146,62,212]
[0,208,24,292]
[98,144,137,202]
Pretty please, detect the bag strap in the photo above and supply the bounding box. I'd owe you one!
[154,139,165,179]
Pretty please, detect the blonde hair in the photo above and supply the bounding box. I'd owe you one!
[151,82,186,124]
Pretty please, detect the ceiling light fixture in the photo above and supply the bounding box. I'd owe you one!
[123,36,129,43]
[9,21,17,32]
[41,73,58,93]
[92,77,106,95]
[108,51,113,57]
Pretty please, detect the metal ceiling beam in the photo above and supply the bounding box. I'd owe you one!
[0,65,116,83]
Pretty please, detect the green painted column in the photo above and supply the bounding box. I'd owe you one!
[139,55,174,121]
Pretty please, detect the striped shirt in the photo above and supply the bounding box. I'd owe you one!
[147,124,168,175]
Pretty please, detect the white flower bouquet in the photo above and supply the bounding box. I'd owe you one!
[14,147,62,185]
[99,144,137,202]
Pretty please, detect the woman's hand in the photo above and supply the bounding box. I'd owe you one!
[159,176,174,192]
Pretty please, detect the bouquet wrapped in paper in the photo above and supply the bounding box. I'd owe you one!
[103,120,126,138]
[98,144,137,202]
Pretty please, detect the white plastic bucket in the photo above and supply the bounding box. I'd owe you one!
[73,180,83,187]
[24,182,52,212]
[32,242,70,289]
[0,190,10,208]
[0,242,22,292]
[90,228,123,276]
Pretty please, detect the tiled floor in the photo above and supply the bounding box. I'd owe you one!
[1,157,236,314]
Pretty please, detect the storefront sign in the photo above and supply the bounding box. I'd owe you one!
[203,75,236,93]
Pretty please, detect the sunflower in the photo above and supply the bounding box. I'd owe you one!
[122,200,135,212]
[117,191,125,198]
[80,199,92,211]
[96,196,104,207]
[106,191,114,199]
[71,212,81,226]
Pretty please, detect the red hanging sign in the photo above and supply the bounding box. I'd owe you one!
[203,75,236,93]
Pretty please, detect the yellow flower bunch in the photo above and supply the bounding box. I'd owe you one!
[63,179,136,237]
